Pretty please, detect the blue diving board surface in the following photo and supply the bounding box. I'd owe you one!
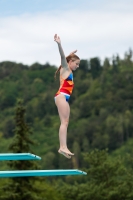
[0,169,87,178]
[0,153,41,161]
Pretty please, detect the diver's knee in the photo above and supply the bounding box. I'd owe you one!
[61,119,69,126]
[65,119,69,126]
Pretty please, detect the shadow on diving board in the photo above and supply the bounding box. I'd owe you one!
[0,153,41,161]
[0,169,87,178]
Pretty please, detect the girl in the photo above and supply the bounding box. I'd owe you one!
[54,34,80,159]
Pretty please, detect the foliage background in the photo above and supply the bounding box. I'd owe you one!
[0,50,133,199]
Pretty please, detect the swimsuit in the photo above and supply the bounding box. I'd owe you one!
[54,73,74,102]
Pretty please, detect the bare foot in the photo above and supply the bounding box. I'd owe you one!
[58,149,71,159]
[59,147,74,156]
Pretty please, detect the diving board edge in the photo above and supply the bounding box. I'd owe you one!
[0,169,87,177]
[0,153,41,161]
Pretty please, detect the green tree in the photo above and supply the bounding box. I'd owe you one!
[103,57,110,69]
[90,57,101,79]
[1,99,42,200]
[59,149,133,200]
[79,59,89,72]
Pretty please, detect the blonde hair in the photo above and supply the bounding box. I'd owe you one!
[54,54,80,79]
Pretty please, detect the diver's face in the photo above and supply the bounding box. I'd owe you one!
[69,59,80,71]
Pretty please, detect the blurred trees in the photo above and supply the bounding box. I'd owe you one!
[0,49,132,170]
[59,149,133,200]
[0,100,64,200]
[0,49,132,199]
[1,99,41,200]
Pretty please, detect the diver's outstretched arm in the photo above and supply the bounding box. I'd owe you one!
[54,34,68,69]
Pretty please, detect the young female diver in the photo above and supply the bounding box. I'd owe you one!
[54,34,80,159]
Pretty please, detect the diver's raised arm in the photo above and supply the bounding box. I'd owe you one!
[54,34,68,69]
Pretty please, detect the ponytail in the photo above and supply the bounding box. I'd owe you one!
[54,65,62,79]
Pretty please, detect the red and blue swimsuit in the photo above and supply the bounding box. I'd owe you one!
[55,73,74,102]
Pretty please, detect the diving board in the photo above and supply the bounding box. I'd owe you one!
[0,169,87,178]
[0,153,41,161]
